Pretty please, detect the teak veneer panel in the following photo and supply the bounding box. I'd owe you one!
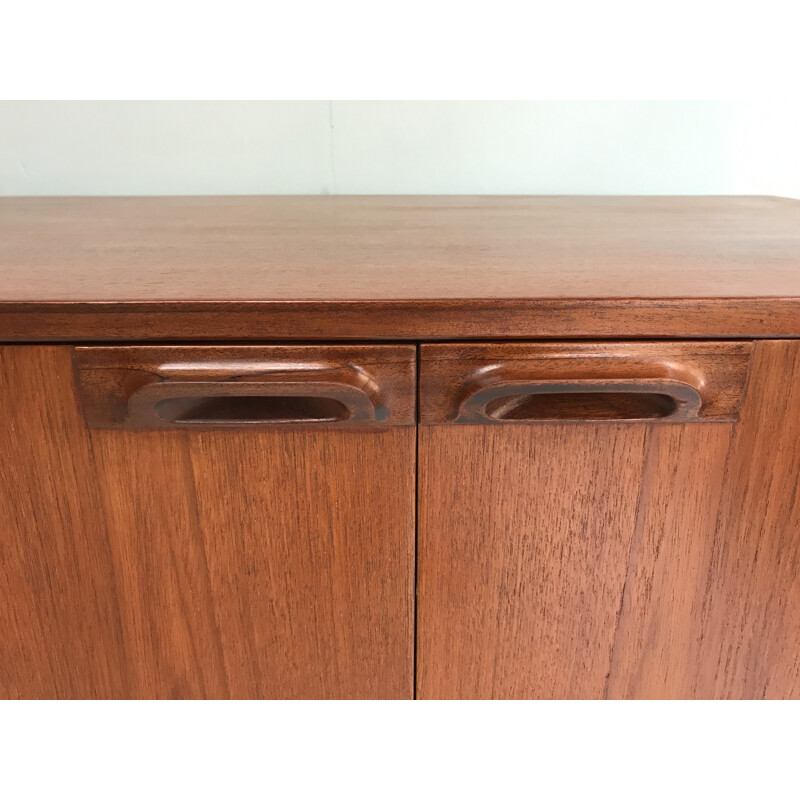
[417,340,800,699]
[0,346,414,699]
[2,196,800,340]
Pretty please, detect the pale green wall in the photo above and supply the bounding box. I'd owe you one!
[1,101,798,197]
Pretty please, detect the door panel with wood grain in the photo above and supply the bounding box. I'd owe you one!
[418,340,800,699]
[0,345,415,699]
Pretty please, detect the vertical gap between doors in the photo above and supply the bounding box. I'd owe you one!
[413,342,420,699]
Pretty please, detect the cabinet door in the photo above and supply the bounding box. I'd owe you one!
[418,340,800,699]
[0,344,416,699]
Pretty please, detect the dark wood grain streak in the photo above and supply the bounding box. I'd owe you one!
[0,346,414,699]
[417,339,800,699]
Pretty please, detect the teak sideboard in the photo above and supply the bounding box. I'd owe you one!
[2,196,800,700]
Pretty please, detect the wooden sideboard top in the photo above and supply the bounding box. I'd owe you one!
[2,195,799,341]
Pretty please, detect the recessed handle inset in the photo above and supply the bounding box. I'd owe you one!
[154,395,352,425]
[485,390,678,421]
[464,378,703,423]
[420,342,754,424]
[74,345,417,429]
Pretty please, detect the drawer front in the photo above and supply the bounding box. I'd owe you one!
[417,340,800,699]
[0,344,415,699]
[74,344,417,429]
[420,341,753,424]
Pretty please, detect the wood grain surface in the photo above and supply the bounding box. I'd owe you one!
[0,346,414,699]
[417,340,800,699]
[2,196,800,340]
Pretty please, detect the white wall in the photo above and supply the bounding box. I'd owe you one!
[1,101,799,197]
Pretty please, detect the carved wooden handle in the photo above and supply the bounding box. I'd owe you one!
[459,375,703,423]
[74,345,417,429]
[420,342,754,424]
